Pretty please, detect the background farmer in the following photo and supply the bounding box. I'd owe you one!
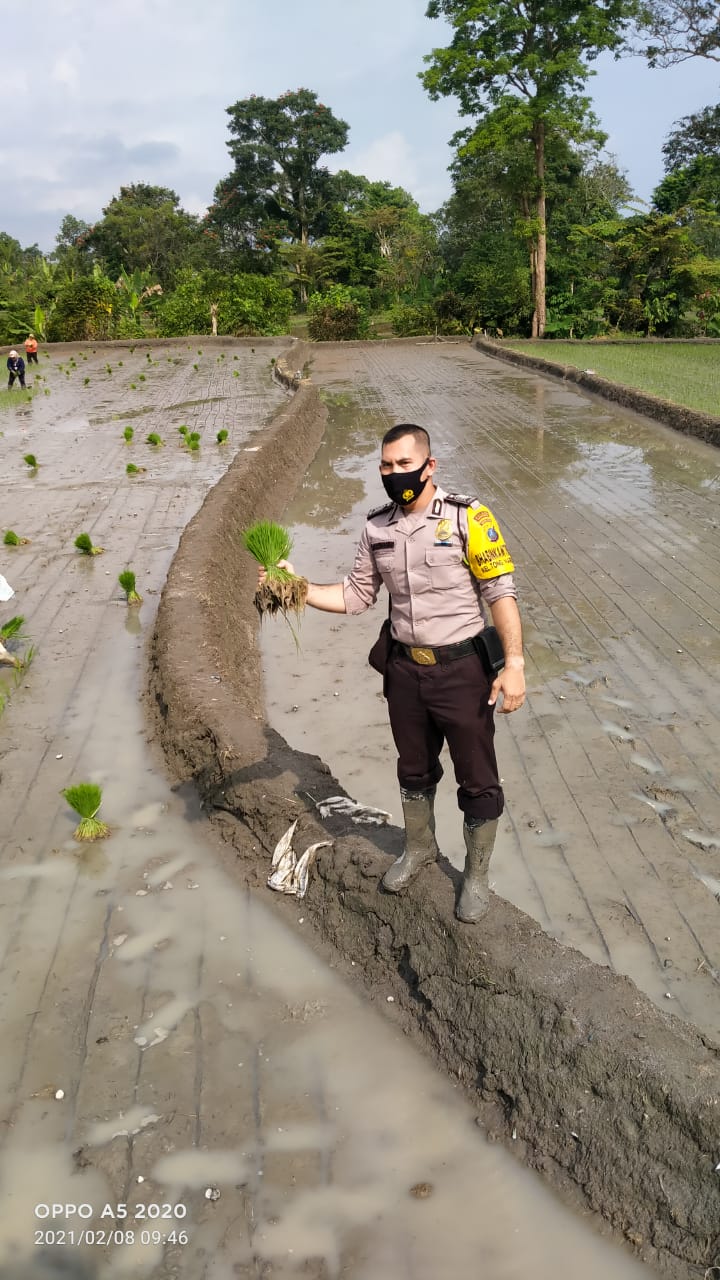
[24,334,38,364]
[6,350,26,389]
[264,423,525,923]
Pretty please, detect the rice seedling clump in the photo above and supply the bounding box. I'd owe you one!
[242,521,308,621]
[126,463,145,475]
[123,426,134,443]
[23,454,38,469]
[146,432,163,447]
[217,429,229,444]
[118,570,143,605]
[4,531,30,546]
[62,782,110,842]
[74,532,104,556]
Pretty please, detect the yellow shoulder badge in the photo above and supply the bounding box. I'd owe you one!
[466,506,515,580]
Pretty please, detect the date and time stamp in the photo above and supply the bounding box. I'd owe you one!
[34,1202,189,1249]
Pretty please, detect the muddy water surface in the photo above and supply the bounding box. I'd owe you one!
[0,345,654,1277]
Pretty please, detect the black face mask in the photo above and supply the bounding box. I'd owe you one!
[381,458,431,507]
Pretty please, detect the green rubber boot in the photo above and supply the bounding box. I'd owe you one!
[456,818,498,923]
[382,787,438,893]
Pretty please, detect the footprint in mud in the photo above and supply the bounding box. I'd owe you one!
[134,996,193,1048]
[629,753,663,775]
[600,720,634,743]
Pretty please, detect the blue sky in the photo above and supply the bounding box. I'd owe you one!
[2,0,718,251]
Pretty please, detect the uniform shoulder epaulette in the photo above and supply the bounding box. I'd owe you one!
[366,501,394,519]
[445,492,480,508]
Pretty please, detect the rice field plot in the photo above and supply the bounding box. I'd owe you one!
[505,341,720,415]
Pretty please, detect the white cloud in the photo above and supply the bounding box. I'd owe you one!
[51,53,80,90]
[339,131,419,193]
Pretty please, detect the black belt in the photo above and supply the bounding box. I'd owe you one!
[397,636,479,666]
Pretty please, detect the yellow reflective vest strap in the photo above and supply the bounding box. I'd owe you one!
[464,504,515,580]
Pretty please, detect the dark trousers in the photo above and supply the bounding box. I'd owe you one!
[386,648,503,820]
[26,351,38,364]
[8,372,25,389]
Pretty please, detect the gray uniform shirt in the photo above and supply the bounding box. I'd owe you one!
[342,484,517,646]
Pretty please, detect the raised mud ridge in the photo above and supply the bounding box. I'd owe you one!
[474,336,720,447]
[150,340,720,1280]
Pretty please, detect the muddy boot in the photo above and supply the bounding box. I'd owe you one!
[382,787,438,892]
[456,818,498,923]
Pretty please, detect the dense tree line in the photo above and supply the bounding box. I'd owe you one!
[1,6,719,343]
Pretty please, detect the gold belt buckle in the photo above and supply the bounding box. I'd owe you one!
[409,646,437,666]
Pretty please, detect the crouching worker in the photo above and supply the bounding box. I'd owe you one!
[258,423,525,923]
[7,350,26,389]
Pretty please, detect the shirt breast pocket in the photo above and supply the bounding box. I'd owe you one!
[424,548,466,590]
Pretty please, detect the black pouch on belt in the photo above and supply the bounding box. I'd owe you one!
[368,617,392,674]
[473,625,506,675]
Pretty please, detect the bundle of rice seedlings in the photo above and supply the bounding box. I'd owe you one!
[123,426,134,443]
[61,783,110,842]
[188,431,201,444]
[242,521,308,623]
[83,376,90,386]
[187,439,200,453]
[23,454,38,469]
[3,531,30,546]
[178,425,189,438]
[126,463,146,475]
[146,432,163,447]
[217,429,229,444]
[0,616,24,642]
[118,570,142,605]
[139,374,146,382]
[74,532,104,556]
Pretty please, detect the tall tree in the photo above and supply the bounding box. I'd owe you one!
[421,0,638,336]
[632,0,720,65]
[210,89,349,301]
[661,104,720,171]
[87,185,204,287]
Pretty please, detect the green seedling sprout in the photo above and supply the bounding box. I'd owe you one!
[106,364,113,374]
[44,389,51,396]
[4,530,30,546]
[123,426,134,443]
[130,382,137,389]
[126,463,145,475]
[146,432,163,447]
[23,454,38,469]
[83,377,90,386]
[188,431,201,443]
[217,429,229,444]
[233,370,240,377]
[118,360,123,367]
[139,374,146,382]
[193,363,199,371]
[178,425,188,438]
[0,616,25,642]
[118,569,142,605]
[187,438,200,453]
[146,352,152,361]
[197,348,203,355]
[74,532,104,556]
[61,783,110,842]
[242,520,308,645]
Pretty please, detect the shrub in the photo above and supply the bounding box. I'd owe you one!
[47,277,117,342]
[389,303,436,337]
[307,286,369,341]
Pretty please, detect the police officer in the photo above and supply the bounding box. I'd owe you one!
[265,423,525,923]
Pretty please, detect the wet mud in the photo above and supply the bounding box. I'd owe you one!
[151,342,720,1278]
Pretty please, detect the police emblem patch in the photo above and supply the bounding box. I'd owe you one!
[486,526,499,542]
[402,488,415,502]
[435,519,453,542]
